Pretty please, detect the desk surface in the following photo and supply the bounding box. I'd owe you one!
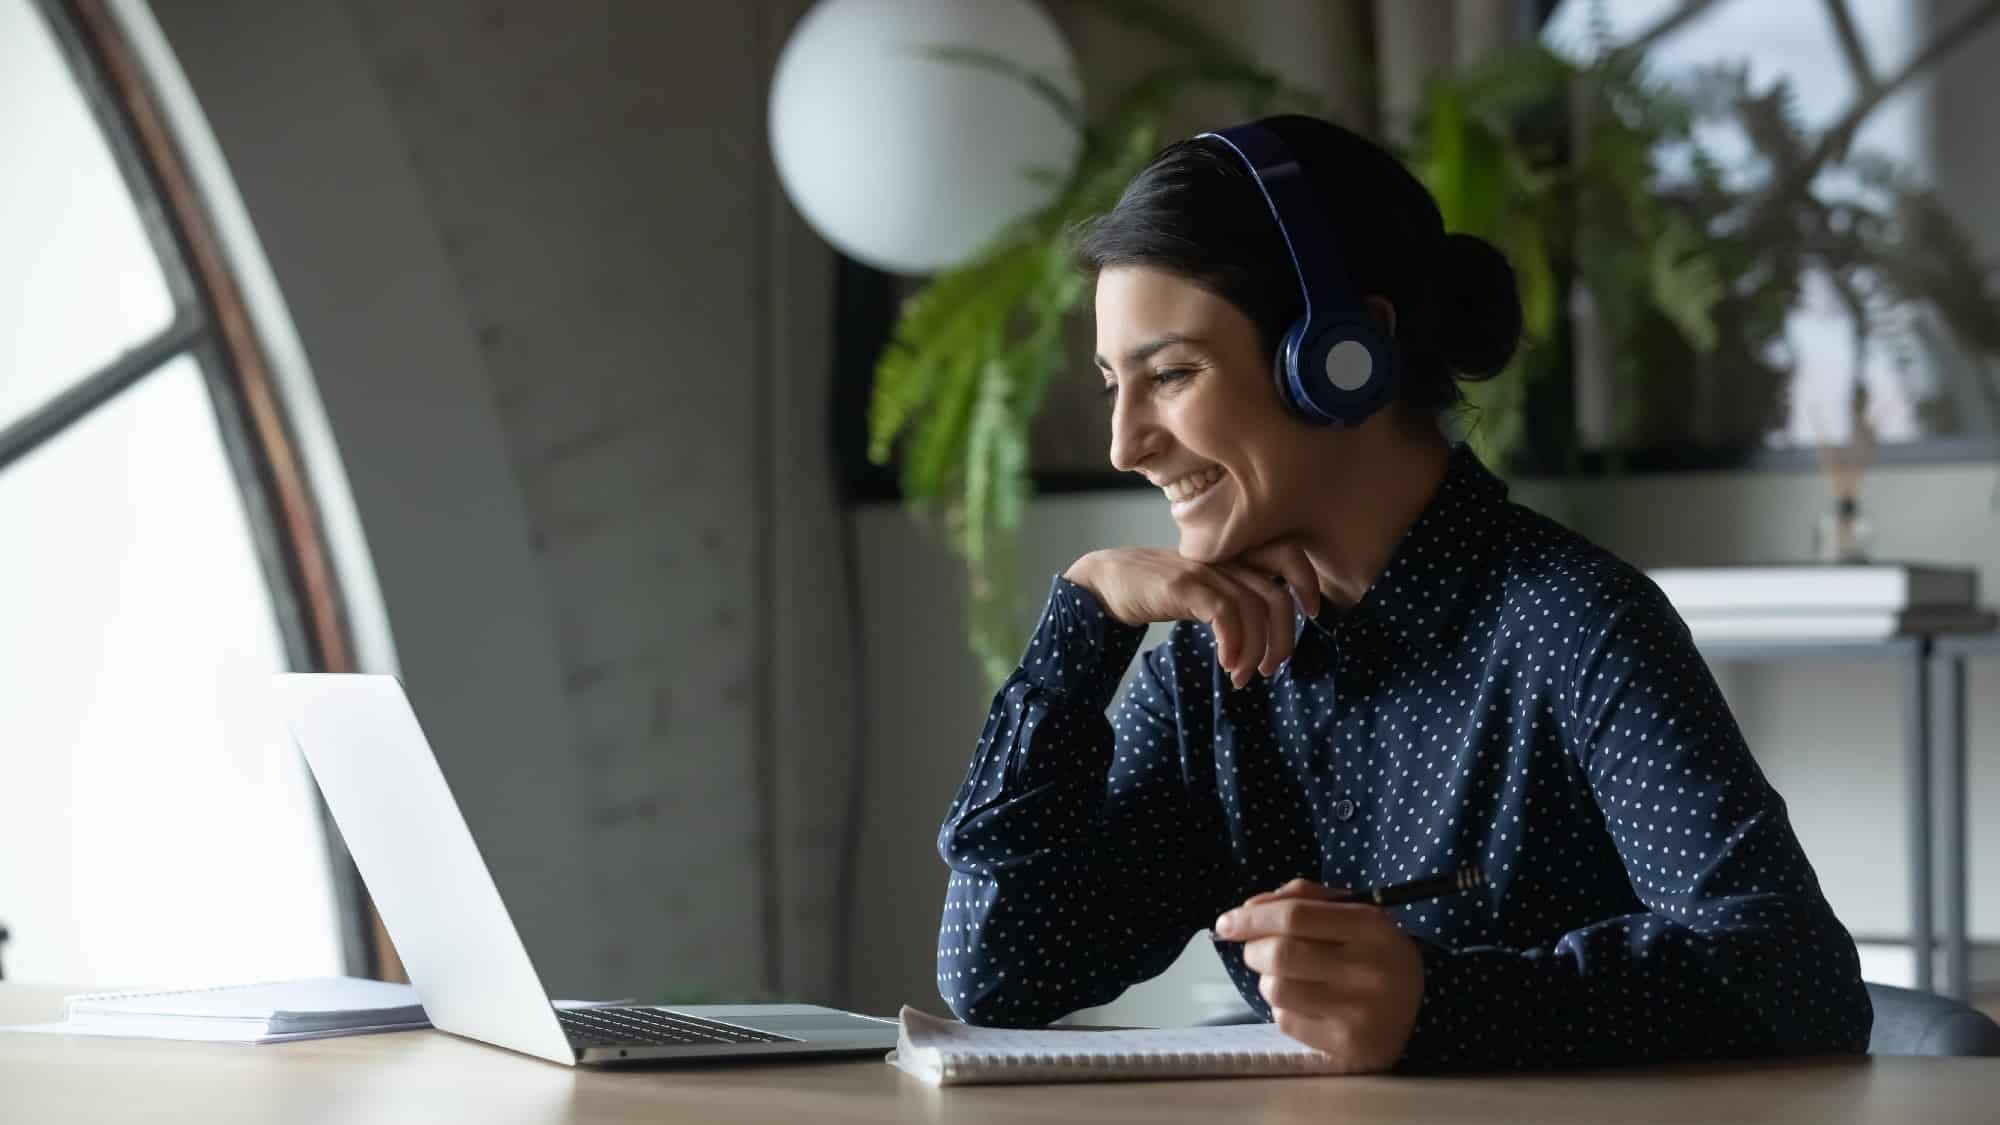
[4,984,1997,1123]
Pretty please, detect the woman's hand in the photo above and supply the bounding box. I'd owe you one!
[1213,879,1425,1072]
[1063,544,1321,689]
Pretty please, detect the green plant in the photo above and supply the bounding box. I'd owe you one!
[1434,0,2000,464]
[1410,46,1573,470]
[1412,43,1734,471]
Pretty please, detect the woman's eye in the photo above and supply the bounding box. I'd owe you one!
[1098,367,1193,406]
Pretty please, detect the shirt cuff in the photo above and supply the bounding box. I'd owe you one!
[1395,939,1473,1073]
[1018,575,1146,709]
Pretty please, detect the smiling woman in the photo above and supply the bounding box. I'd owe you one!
[1067,116,1521,617]
[1073,117,1519,582]
[932,114,1872,1073]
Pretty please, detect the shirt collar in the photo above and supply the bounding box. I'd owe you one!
[1294,443,1509,648]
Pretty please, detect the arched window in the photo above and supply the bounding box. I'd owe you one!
[0,0,364,984]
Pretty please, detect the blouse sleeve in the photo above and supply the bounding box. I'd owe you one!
[935,576,1224,1026]
[1397,577,1872,1070]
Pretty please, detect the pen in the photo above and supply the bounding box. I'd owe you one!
[1345,863,1488,908]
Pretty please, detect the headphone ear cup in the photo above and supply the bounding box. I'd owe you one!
[1201,123,1401,429]
[1288,320,1397,426]
[1273,317,1312,417]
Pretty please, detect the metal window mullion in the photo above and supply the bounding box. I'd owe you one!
[32,0,203,322]
[0,314,204,473]
[181,333,375,978]
[183,335,315,672]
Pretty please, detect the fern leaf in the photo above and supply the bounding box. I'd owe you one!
[1504,218,1560,343]
[869,256,1001,462]
[1069,0,1258,71]
[962,352,1010,565]
[910,46,1084,128]
[901,342,984,503]
[1649,216,1725,353]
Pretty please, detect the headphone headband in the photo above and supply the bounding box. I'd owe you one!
[1197,122,1397,427]
[1199,125,1366,333]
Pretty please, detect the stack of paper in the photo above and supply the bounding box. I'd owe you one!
[1646,564,1992,643]
[4,977,622,1045]
[6,978,426,1044]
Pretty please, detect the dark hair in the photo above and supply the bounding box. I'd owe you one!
[1070,114,1521,418]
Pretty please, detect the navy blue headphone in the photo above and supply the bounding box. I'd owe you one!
[1198,122,1398,426]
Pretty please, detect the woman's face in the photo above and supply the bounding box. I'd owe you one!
[1094,265,1327,563]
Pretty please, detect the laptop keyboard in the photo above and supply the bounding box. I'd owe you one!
[557,1006,797,1048]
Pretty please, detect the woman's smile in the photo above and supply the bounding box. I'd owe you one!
[1164,465,1230,520]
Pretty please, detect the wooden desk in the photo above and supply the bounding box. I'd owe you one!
[4,984,1996,1123]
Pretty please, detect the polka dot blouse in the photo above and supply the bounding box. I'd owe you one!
[935,444,1872,1070]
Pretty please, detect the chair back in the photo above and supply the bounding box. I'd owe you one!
[1867,982,2000,1056]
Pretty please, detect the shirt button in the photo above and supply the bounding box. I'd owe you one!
[1335,798,1357,821]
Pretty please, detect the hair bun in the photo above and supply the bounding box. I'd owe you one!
[1435,233,1522,380]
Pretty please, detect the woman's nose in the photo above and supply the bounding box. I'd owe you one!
[1108,395,1161,473]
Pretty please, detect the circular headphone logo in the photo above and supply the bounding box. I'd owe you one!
[1325,339,1374,392]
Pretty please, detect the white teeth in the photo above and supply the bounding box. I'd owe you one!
[1163,465,1223,503]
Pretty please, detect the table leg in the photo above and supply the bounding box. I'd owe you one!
[1943,652,1969,1003]
[1908,648,1934,994]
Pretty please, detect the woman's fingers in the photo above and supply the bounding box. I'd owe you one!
[1240,878,1332,908]
[1224,564,1297,677]
[1200,569,1258,686]
[1209,567,1287,686]
[1215,898,1392,945]
[1220,572,1267,688]
[1238,541,1322,618]
[1186,583,1243,675]
[1242,935,1361,982]
[1257,973,1375,1016]
[1169,549,1322,688]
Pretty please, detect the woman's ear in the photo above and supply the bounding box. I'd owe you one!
[1363,295,1397,339]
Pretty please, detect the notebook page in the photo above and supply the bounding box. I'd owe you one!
[893,1006,1340,1085]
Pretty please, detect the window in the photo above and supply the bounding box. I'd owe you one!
[0,0,351,984]
[1545,0,1990,458]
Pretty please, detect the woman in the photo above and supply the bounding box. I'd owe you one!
[933,114,1870,1072]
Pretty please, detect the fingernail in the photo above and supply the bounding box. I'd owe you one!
[1214,912,1237,936]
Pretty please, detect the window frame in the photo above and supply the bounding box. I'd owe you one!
[4,0,390,979]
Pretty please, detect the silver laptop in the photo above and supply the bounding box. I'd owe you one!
[273,673,897,1066]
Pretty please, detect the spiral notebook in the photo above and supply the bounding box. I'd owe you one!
[887,1006,1340,1086]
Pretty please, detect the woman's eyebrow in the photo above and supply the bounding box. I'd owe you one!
[1093,332,1206,371]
